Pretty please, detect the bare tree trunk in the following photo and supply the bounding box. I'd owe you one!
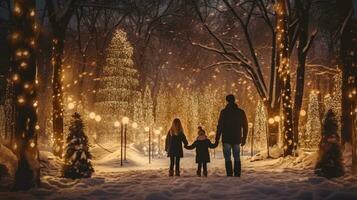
[46,0,75,157]
[51,32,65,157]
[11,0,40,190]
[292,0,315,153]
[337,0,356,145]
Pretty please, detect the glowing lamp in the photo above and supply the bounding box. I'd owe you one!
[95,115,101,122]
[89,112,96,119]
[122,116,129,124]
[132,122,138,129]
[144,127,150,132]
[248,123,253,128]
[114,121,120,127]
[68,102,75,110]
[274,116,280,122]
[268,118,275,124]
[300,110,306,117]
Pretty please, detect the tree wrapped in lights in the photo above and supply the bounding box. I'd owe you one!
[95,29,139,142]
[324,73,342,137]
[275,0,294,156]
[187,91,199,140]
[253,101,268,151]
[302,91,321,150]
[155,85,170,130]
[11,0,40,190]
[62,112,94,179]
[132,90,143,141]
[143,85,154,126]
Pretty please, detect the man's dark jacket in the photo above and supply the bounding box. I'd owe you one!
[215,103,248,144]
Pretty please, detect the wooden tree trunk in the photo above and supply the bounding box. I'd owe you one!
[338,0,357,145]
[11,0,40,190]
[292,1,310,152]
[276,0,294,156]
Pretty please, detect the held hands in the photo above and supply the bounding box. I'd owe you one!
[241,140,246,146]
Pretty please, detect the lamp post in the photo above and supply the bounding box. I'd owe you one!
[120,121,124,166]
[122,117,129,161]
[248,122,254,157]
[145,126,151,164]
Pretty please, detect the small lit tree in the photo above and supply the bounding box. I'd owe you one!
[302,91,321,150]
[253,101,268,151]
[62,113,94,179]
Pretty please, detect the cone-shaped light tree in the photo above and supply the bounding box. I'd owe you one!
[95,29,139,142]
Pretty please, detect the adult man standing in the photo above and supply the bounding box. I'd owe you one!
[215,94,248,177]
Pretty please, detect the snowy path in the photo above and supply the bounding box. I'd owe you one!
[2,147,357,200]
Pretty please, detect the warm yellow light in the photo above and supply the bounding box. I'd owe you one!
[35,125,40,130]
[95,115,101,122]
[114,121,120,127]
[248,122,253,128]
[14,6,21,14]
[274,116,280,122]
[122,116,129,124]
[144,127,150,132]
[268,118,275,124]
[20,62,27,68]
[30,142,35,148]
[12,74,19,81]
[30,10,35,17]
[67,102,75,110]
[300,109,306,116]
[89,112,96,119]
[132,122,138,129]
[18,97,25,104]
[154,129,160,135]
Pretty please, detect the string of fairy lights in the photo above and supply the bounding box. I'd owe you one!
[11,0,38,151]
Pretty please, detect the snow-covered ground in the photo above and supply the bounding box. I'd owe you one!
[1,144,357,200]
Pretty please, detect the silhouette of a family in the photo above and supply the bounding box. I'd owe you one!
[165,94,248,177]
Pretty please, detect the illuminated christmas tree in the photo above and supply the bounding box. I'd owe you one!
[155,85,170,130]
[303,91,321,150]
[324,73,342,137]
[62,113,94,179]
[94,29,139,142]
[253,101,267,151]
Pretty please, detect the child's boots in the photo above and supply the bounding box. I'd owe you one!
[196,169,201,177]
[169,170,174,176]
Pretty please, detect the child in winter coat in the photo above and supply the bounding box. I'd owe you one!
[165,118,189,176]
[185,126,217,177]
